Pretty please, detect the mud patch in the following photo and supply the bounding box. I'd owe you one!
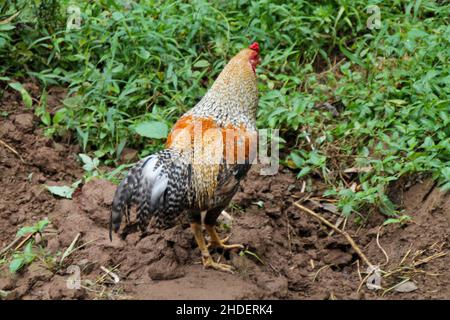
[0,87,448,299]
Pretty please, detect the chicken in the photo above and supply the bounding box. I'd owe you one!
[110,42,261,272]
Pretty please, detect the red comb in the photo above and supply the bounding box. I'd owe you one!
[249,42,260,53]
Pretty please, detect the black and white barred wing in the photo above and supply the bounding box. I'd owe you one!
[109,149,191,239]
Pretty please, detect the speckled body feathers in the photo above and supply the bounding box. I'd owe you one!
[110,46,259,237]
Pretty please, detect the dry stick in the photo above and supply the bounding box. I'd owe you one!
[316,58,346,78]
[14,233,34,251]
[411,248,427,261]
[355,259,363,282]
[413,252,447,267]
[1,231,38,257]
[303,131,315,151]
[294,202,374,269]
[342,217,348,232]
[95,264,121,285]
[309,196,338,203]
[285,211,292,254]
[399,245,413,266]
[0,139,25,163]
[0,11,21,24]
[268,263,281,276]
[60,233,81,266]
[357,272,373,293]
[383,251,446,281]
[430,241,444,251]
[312,265,331,282]
[382,278,411,297]
[0,237,23,257]
[100,266,120,284]
[338,170,351,188]
[328,216,344,237]
[376,226,389,267]
[300,181,306,193]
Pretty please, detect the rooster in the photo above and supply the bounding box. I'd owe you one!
[110,42,261,272]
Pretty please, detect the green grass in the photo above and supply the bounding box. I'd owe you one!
[0,0,449,219]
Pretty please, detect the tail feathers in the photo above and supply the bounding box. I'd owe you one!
[109,150,190,240]
[109,162,142,240]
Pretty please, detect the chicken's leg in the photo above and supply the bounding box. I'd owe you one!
[190,223,234,273]
[205,225,244,250]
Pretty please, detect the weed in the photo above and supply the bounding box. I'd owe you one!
[5,219,51,273]
[239,249,265,265]
[1,0,448,219]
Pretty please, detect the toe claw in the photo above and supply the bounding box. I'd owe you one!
[202,257,235,273]
[207,237,244,251]
[222,243,244,250]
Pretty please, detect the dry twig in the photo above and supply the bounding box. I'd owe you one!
[0,139,25,163]
[294,202,374,269]
[376,226,389,267]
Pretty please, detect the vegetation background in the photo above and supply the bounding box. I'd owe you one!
[1,0,449,221]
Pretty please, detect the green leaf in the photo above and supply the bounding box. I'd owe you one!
[383,215,411,226]
[76,127,89,151]
[16,226,37,238]
[388,99,407,106]
[0,37,7,49]
[41,111,51,126]
[134,121,168,139]
[9,257,24,273]
[441,167,450,180]
[52,108,66,124]
[46,185,76,199]
[193,60,210,68]
[440,181,450,192]
[307,151,325,166]
[342,204,353,216]
[8,82,32,108]
[0,24,15,31]
[112,12,124,21]
[23,242,35,263]
[290,152,304,168]
[63,96,81,108]
[138,48,150,60]
[323,189,337,197]
[79,153,98,172]
[36,219,50,232]
[297,166,311,178]
[338,40,365,67]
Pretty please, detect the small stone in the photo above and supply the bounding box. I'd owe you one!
[28,263,54,282]
[13,114,34,132]
[0,277,15,291]
[120,148,138,162]
[324,249,353,266]
[147,256,184,281]
[265,205,281,218]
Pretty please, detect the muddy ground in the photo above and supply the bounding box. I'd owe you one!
[0,86,449,300]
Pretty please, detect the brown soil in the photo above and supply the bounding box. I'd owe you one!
[0,87,449,300]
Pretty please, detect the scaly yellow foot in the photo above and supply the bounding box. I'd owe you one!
[191,222,235,273]
[205,225,244,250]
[202,255,234,273]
